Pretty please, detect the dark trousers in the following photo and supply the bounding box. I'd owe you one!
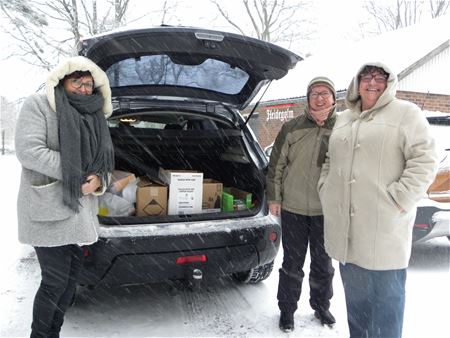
[340,263,406,338]
[31,245,84,338]
[277,209,334,314]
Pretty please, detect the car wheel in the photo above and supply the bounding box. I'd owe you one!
[447,236,450,242]
[232,260,274,284]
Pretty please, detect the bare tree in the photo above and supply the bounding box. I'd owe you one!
[364,0,449,33]
[209,0,310,45]
[1,0,130,70]
[429,0,450,17]
[0,0,53,69]
[0,96,19,153]
[114,0,130,27]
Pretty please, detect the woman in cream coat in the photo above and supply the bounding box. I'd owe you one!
[318,62,438,338]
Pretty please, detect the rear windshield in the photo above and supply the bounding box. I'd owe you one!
[106,55,249,95]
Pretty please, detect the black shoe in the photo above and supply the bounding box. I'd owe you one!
[279,311,294,332]
[314,309,336,327]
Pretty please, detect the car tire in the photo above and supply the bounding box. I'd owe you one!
[232,260,274,284]
[447,236,450,242]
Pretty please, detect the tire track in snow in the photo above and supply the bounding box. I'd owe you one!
[177,278,265,337]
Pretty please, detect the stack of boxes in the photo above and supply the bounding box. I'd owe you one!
[103,168,253,217]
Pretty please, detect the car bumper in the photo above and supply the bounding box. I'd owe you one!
[414,199,450,243]
[79,215,281,286]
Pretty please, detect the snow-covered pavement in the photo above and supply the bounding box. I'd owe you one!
[1,155,449,337]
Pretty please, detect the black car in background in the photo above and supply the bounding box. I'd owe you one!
[77,27,301,287]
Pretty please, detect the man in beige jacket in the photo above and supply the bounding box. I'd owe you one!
[318,62,439,338]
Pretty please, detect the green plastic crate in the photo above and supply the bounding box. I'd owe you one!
[222,187,252,212]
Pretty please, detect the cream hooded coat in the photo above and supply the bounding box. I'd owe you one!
[15,56,112,247]
[318,62,439,270]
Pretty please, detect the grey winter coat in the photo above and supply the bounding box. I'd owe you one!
[318,62,439,270]
[15,56,112,247]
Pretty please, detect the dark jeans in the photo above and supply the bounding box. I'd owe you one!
[31,245,84,338]
[277,210,334,314]
[340,263,406,338]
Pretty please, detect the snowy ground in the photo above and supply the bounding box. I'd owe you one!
[1,154,449,338]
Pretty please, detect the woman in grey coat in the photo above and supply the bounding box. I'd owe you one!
[15,56,114,338]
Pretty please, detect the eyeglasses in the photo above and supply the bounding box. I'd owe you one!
[70,78,94,92]
[360,74,388,83]
[310,91,332,99]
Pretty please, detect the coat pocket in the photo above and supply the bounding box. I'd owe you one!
[384,189,404,217]
[29,181,75,222]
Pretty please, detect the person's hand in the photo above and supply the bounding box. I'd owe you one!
[81,174,101,195]
[269,202,281,217]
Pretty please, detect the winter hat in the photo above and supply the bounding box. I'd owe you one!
[307,76,336,101]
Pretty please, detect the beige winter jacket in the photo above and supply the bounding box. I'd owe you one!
[318,62,439,270]
[267,110,336,216]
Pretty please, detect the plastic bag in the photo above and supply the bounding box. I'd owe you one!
[98,192,135,216]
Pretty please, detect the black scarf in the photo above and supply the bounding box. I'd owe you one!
[55,85,114,212]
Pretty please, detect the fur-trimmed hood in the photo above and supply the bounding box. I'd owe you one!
[45,56,112,117]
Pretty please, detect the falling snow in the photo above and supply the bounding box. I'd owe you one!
[1,154,449,337]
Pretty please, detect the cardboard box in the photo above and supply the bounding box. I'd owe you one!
[222,187,253,212]
[158,168,203,215]
[109,170,136,194]
[136,178,168,216]
[202,179,223,210]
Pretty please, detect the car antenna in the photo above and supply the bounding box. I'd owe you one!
[421,91,430,109]
[243,80,272,127]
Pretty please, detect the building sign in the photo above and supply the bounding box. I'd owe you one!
[265,103,296,122]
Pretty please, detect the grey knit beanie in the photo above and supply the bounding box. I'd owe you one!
[307,76,336,101]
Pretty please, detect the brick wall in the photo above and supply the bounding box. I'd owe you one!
[247,90,450,148]
[397,90,450,113]
[245,91,346,148]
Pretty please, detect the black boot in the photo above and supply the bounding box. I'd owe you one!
[279,311,294,332]
[314,309,336,327]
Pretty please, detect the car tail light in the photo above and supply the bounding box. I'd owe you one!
[268,231,278,242]
[82,247,91,257]
[414,223,429,230]
[176,255,207,265]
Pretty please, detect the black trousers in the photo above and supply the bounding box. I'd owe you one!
[31,244,84,338]
[277,209,334,314]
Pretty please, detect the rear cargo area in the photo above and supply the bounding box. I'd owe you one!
[100,125,266,224]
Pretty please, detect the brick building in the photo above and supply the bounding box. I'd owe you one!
[246,89,450,149]
[243,15,450,149]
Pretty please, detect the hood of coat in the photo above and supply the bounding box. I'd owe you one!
[345,61,398,115]
[45,56,113,117]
